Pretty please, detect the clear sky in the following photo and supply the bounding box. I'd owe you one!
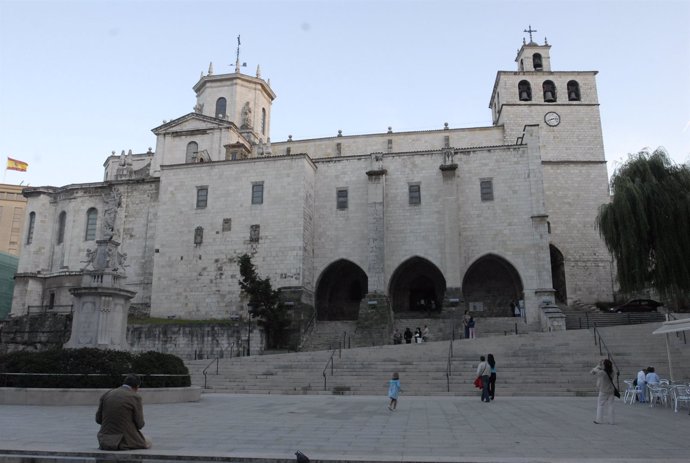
[1,0,688,188]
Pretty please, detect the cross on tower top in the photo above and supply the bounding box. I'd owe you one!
[523,25,537,43]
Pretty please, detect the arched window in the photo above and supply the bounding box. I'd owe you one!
[85,208,98,241]
[532,53,543,71]
[57,211,66,244]
[215,97,226,118]
[186,141,198,163]
[261,108,266,135]
[519,59,524,71]
[543,80,557,102]
[26,212,35,245]
[518,80,532,101]
[567,80,581,101]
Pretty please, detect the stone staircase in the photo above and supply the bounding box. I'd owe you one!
[186,320,690,397]
[300,321,358,351]
[561,302,666,330]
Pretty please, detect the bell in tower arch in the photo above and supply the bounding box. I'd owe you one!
[544,91,555,102]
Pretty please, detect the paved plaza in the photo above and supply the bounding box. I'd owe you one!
[0,393,688,463]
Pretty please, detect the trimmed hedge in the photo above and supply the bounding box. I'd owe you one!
[0,348,190,388]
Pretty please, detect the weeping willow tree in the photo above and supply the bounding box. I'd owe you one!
[597,148,690,300]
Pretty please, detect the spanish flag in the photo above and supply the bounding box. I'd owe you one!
[7,157,28,172]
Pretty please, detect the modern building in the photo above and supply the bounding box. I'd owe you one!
[11,35,613,332]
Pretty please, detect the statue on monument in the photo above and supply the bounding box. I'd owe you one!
[241,102,253,129]
[102,188,122,241]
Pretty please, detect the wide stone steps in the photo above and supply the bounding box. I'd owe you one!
[185,320,690,396]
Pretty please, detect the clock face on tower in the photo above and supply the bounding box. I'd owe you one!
[544,111,561,127]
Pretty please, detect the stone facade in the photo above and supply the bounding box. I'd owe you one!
[10,37,614,334]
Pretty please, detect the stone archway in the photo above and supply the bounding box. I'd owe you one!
[462,254,523,316]
[550,244,567,303]
[389,257,446,315]
[315,260,367,321]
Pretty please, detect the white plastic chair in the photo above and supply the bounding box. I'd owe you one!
[673,385,690,413]
[623,380,641,405]
[648,384,669,408]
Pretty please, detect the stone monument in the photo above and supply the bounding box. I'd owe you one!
[64,188,135,350]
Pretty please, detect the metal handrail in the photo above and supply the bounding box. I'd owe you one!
[322,347,338,391]
[202,357,219,389]
[298,312,317,351]
[593,325,621,390]
[445,320,455,392]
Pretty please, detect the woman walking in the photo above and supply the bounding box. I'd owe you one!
[487,354,497,400]
[591,358,616,424]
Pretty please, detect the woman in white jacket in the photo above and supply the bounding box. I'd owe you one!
[591,358,616,424]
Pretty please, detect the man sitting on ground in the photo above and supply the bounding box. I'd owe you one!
[96,373,152,450]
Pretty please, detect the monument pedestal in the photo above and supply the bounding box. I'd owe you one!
[64,239,135,350]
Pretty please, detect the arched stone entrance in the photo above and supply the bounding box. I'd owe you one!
[550,244,567,303]
[315,260,367,321]
[389,257,446,314]
[462,254,523,316]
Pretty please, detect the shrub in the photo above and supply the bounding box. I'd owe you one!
[0,348,190,388]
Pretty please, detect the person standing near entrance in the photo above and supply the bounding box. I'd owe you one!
[468,316,476,339]
[463,310,471,339]
[403,327,413,344]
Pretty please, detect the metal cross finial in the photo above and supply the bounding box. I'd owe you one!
[236,35,241,64]
[524,25,537,42]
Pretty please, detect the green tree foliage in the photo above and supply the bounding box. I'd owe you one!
[597,148,690,298]
[237,253,289,348]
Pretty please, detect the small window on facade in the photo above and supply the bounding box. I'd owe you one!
[387,139,393,153]
[194,226,204,245]
[26,211,36,244]
[251,183,264,205]
[222,218,232,232]
[48,292,55,310]
[567,80,581,101]
[85,208,97,241]
[250,224,260,242]
[336,188,348,210]
[215,97,227,118]
[518,80,532,101]
[186,141,198,163]
[57,211,66,244]
[286,147,291,155]
[196,186,208,208]
[444,135,450,148]
[543,80,557,102]
[533,53,543,71]
[547,221,552,234]
[261,108,266,135]
[408,184,421,205]
[336,143,342,156]
[520,58,524,71]
[480,179,494,202]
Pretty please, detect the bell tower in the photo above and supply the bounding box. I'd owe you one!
[487,28,614,305]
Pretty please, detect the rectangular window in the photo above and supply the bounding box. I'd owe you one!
[336,143,342,156]
[408,184,421,205]
[250,224,260,242]
[26,212,35,244]
[480,179,494,201]
[196,186,208,208]
[336,188,348,210]
[85,208,97,241]
[251,183,264,205]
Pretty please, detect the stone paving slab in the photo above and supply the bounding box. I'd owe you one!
[0,393,688,463]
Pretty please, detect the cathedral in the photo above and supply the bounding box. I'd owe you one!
[11,35,614,332]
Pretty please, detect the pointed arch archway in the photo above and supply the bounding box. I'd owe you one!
[389,257,446,314]
[550,244,567,303]
[315,259,367,321]
[462,254,523,316]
